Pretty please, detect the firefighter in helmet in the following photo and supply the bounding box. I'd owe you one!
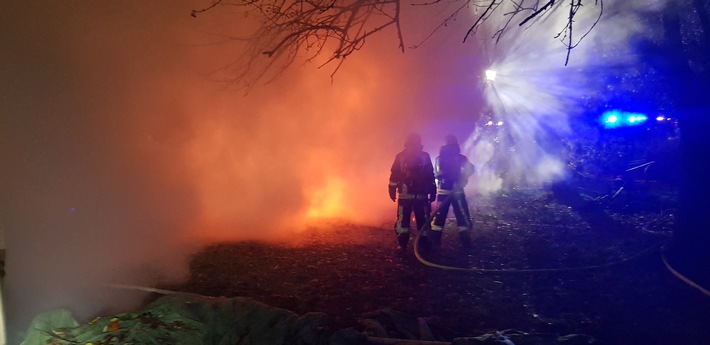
[428,135,475,248]
[388,133,437,249]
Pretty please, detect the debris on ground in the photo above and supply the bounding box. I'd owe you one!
[22,293,596,345]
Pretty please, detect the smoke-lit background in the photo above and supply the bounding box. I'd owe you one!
[0,0,672,342]
[462,1,668,194]
[0,0,483,338]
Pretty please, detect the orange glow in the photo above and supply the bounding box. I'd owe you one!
[1,1,481,337]
[305,177,346,220]
[179,72,398,242]
[174,44,414,243]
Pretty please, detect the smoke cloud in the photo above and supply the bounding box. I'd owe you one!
[0,0,668,341]
[463,0,667,194]
[0,0,482,340]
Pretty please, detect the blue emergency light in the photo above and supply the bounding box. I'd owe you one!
[601,110,648,129]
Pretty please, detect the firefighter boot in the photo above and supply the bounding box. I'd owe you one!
[397,233,410,249]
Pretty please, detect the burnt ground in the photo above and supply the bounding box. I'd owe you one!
[165,185,710,345]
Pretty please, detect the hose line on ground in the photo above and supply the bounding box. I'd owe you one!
[412,222,665,273]
[413,199,710,297]
[660,244,710,297]
[411,197,665,273]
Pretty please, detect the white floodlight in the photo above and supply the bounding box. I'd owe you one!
[485,69,497,81]
[497,121,504,126]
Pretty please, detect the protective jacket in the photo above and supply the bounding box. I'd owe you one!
[430,142,475,242]
[389,143,436,242]
[389,148,437,201]
[435,144,475,195]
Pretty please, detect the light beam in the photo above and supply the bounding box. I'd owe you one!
[485,69,497,81]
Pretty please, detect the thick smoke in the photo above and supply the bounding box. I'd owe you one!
[463,0,664,194]
[1,0,666,340]
[0,0,481,340]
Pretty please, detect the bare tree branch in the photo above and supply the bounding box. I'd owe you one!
[191,0,224,17]
[192,0,604,88]
[464,0,501,43]
[410,0,471,49]
[567,0,576,65]
[394,0,405,52]
[518,0,555,26]
[493,0,525,43]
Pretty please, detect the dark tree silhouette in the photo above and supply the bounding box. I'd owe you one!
[644,0,710,288]
[191,0,602,88]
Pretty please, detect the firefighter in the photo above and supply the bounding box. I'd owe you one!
[429,135,475,247]
[388,133,437,249]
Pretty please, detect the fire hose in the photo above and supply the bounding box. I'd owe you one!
[411,195,665,273]
[660,244,710,297]
[413,228,664,273]
[412,197,710,299]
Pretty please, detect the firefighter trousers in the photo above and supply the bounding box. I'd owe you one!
[431,192,472,232]
[394,198,430,235]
